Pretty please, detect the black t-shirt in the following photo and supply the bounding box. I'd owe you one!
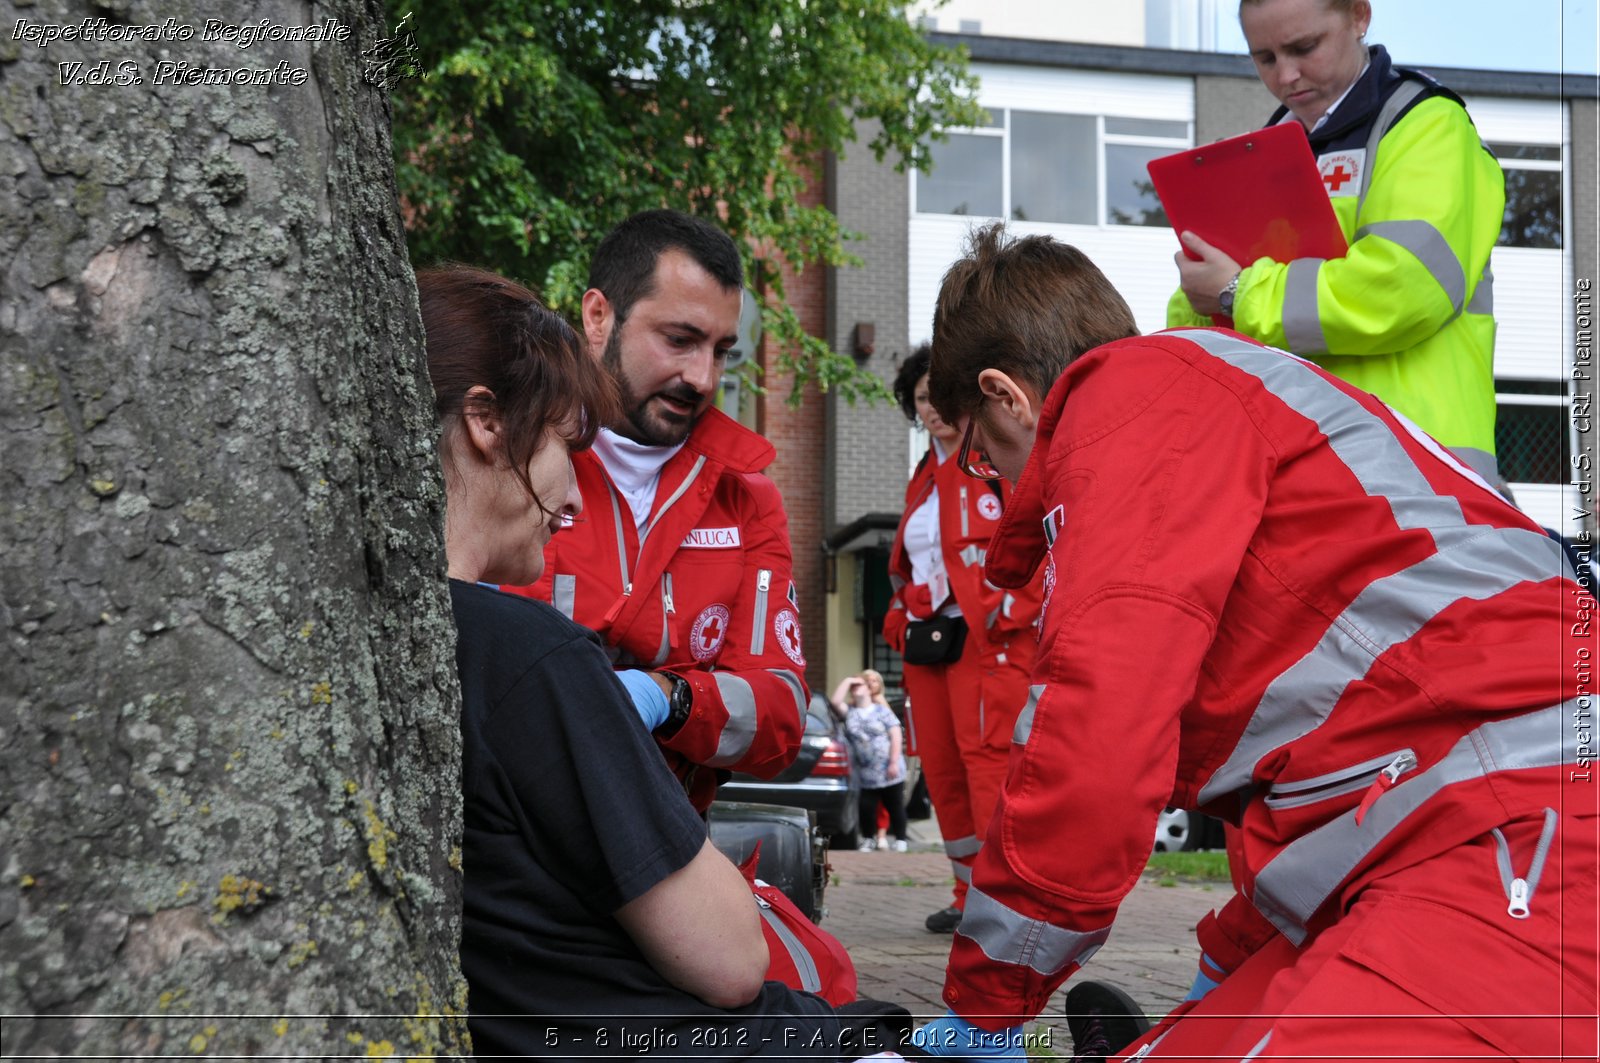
[452,581,843,1059]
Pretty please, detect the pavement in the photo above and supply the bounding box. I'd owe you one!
[818,816,1225,1053]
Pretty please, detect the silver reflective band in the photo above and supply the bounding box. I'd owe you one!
[1467,265,1494,316]
[756,899,820,992]
[1357,80,1427,210]
[1013,684,1047,744]
[768,667,809,730]
[1251,701,1577,944]
[944,834,983,859]
[956,886,1110,977]
[1282,257,1329,354]
[553,574,576,620]
[708,672,759,766]
[1356,219,1465,313]
[951,862,973,883]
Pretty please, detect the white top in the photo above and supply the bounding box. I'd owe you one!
[592,427,686,532]
[905,440,960,618]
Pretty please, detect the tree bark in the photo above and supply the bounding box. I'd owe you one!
[0,1,467,1055]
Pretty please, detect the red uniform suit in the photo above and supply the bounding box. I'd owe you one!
[884,449,1043,908]
[944,329,1597,1059]
[511,407,808,812]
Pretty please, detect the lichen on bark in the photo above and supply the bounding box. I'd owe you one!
[0,1,467,1055]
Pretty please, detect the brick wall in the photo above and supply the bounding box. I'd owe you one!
[758,157,830,694]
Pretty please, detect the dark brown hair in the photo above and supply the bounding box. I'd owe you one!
[928,224,1138,424]
[589,209,744,325]
[892,343,933,423]
[417,266,619,508]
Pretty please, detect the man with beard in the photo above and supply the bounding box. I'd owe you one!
[507,210,808,814]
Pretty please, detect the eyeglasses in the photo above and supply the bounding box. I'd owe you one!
[957,411,1002,480]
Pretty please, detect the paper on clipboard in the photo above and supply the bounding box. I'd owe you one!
[1146,122,1348,267]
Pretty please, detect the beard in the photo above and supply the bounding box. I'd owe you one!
[602,326,705,447]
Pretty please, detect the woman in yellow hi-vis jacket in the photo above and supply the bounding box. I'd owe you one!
[1170,0,1506,488]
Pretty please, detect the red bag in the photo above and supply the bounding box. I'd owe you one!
[737,846,857,1006]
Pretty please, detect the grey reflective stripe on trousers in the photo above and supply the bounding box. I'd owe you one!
[1013,684,1047,744]
[1161,331,1574,805]
[552,574,576,619]
[1251,700,1578,944]
[944,834,983,860]
[757,902,820,992]
[952,862,973,884]
[955,885,1111,977]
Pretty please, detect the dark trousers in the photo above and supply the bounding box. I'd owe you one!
[858,780,907,841]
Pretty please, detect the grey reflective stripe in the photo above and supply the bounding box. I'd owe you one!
[604,479,632,590]
[1263,749,1407,811]
[951,862,973,884]
[1467,264,1494,315]
[552,575,576,619]
[1282,257,1329,353]
[768,667,809,731]
[959,544,987,567]
[756,900,820,992]
[709,672,758,766]
[1240,1031,1273,1062]
[960,486,970,538]
[1357,80,1428,211]
[944,834,983,859]
[1449,446,1502,488]
[956,886,1111,977]
[1357,219,1466,313]
[1014,684,1047,744]
[889,573,906,592]
[639,455,707,544]
[1161,331,1574,804]
[1252,701,1576,943]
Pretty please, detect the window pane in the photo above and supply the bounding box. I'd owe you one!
[1489,143,1561,162]
[917,134,1002,217]
[1010,111,1096,224]
[1105,143,1170,227]
[1499,168,1562,248]
[1495,403,1570,484]
[1105,117,1189,139]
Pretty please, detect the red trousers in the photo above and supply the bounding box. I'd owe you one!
[1121,810,1599,1061]
[902,636,1035,908]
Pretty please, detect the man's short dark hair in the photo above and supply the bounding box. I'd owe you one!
[929,223,1138,425]
[589,209,744,323]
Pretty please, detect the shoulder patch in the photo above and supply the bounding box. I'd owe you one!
[976,491,1002,522]
[773,608,805,668]
[681,526,743,549]
[1317,149,1366,197]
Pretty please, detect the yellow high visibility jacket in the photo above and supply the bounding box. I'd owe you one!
[1169,48,1506,472]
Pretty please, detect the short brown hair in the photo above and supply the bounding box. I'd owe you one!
[928,224,1138,424]
[418,266,619,512]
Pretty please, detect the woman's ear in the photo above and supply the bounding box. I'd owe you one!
[460,385,505,466]
[977,368,1040,432]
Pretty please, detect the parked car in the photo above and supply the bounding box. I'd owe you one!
[1153,806,1226,852]
[718,692,861,849]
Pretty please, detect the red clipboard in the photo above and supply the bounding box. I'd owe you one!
[1147,122,1348,266]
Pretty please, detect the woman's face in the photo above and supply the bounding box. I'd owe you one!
[863,673,883,697]
[517,423,583,585]
[455,418,583,587]
[1241,0,1371,130]
[914,373,962,447]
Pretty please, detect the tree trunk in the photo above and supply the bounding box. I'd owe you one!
[0,1,467,1055]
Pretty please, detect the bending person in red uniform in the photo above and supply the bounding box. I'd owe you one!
[883,344,1042,933]
[910,224,1597,1060]
[507,209,808,813]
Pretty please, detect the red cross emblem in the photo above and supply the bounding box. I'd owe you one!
[1323,165,1353,191]
[690,604,731,662]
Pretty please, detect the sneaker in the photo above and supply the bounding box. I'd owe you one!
[892,840,909,852]
[924,905,963,933]
[856,839,877,852]
[1064,981,1151,1062]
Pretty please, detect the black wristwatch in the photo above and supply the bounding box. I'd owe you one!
[656,671,693,737]
[1218,272,1241,316]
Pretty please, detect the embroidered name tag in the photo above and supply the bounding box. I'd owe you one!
[681,526,743,549]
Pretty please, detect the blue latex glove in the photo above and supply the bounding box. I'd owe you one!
[911,1010,1026,1060]
[1185,952,1225,1001]
[616,669,670,731]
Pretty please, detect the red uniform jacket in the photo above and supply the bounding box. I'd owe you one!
[944,329,1592,1026]
[882,448,1042,662]
[509,408,808,812]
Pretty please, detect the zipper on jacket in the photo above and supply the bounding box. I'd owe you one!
[602,581,632,628]
[1492,807,1558,919]
[1263,750,1411,812]
[602,478,634,631]
[750,568,772,655]
[1354,750,1419,825]
[657,571,679,662]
